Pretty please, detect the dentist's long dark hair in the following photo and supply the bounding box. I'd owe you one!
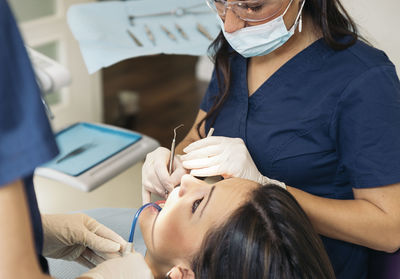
[191,185,336,279]
[197,0,360,137]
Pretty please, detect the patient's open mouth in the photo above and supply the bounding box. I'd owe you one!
[132,202,161,244]
[155,200,166,208]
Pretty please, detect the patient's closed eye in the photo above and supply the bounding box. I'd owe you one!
[192,198,204,213]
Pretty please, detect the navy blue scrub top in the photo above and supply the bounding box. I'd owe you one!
[0,0,59,272]
[201,38,400,279]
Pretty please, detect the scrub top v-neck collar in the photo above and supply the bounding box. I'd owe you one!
[239,38,330,107]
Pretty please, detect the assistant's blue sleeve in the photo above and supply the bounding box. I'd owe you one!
[334,65,400,188]
[200,67,220,112]
[0,0,59,186]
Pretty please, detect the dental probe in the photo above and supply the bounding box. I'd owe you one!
[160,25,177,41]
[126,29,143,47]
[144,24,156,45]
[196,23,213,41]
[40,95,54,119]
[125,202,162,253]
[175,23,189,40]
[168,124,184,175]
[128,3,209,24]
[170,127,214,191]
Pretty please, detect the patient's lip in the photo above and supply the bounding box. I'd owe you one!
[155,200,166,208]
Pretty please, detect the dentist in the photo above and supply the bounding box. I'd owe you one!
[142,0,400,278]
[0,1,152,278]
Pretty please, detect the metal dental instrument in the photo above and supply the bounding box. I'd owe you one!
[171,127,214,190]
[160,25,177,41]
[168,124,184,175]
[196,23,214,41]
[126,29,143,47]
[128,3,210,25]
[56,142,96,164]
[144,25,156,45]
[40,94,54,120]
[175,23,189,40]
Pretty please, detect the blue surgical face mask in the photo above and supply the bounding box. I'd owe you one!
[217,0,306,58]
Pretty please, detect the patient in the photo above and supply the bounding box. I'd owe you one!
[139,175,335,279]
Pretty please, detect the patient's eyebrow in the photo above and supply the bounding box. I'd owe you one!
[200,185,216,218]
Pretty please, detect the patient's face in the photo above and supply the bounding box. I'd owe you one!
[139,175,258,268]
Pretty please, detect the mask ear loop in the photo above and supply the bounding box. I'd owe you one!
[299,13,303,32]
[294,0,306,33]
[282,0,295,17]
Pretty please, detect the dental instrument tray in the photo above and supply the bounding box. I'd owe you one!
[67,0,221,74]
[35,122,159,192]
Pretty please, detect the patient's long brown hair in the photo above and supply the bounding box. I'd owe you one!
[192,185,336,279]
[197,0,360,137]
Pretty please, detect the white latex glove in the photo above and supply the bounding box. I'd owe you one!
[181,136,286,188]
[165,266,195,279]
[142,147,188,204]
[79,250,154,279]
[42,213,127,268]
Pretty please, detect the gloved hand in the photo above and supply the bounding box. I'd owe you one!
[181,136,286,188]
[166,266,195,279]
[79,250,154,279]
[142,147,188,204]
[42,213,127,268]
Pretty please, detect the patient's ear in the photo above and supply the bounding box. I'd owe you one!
[165,266,195,279]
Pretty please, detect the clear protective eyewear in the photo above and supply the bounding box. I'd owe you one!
[205,0,285,22]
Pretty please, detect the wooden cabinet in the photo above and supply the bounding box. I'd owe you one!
[102,54,208,147]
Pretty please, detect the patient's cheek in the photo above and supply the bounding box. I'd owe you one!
[138,207,159,247]
[156,222,184,249]
[155,222,200,258]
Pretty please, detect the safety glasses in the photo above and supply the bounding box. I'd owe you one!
[206,0,285,22]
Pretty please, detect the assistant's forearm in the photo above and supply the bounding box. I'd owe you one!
[288,186,400,252]
[0,180,55,279]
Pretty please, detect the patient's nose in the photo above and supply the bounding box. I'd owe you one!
[178,174,204,197]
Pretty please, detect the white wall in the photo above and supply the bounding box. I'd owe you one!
[8,0,55,22]
[342,0,400,72]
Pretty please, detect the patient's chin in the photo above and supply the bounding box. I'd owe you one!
[138,205,159,248]
[139,204,159,225]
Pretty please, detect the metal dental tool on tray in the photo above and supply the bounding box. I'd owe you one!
[128,3,210,25]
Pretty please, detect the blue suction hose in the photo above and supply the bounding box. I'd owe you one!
[129,203,162,243]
